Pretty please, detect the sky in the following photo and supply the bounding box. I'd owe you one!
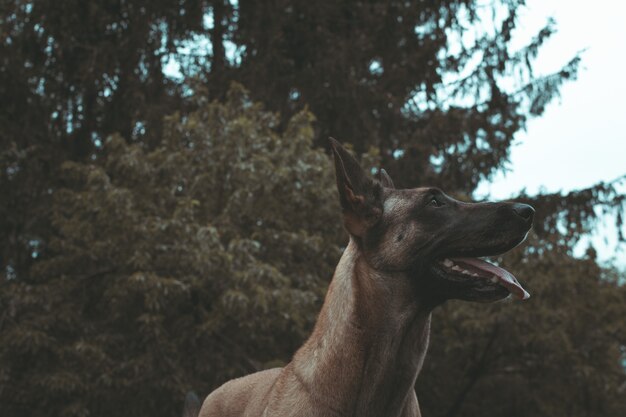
[474,0,626,267]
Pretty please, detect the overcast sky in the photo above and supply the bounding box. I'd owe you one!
[475,0,626,267]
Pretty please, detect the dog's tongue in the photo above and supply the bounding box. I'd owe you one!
[453,257,530,300]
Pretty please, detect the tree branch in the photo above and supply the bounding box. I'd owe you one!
[444,324,500,417]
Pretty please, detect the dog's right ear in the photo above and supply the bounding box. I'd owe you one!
[329,138,383,237]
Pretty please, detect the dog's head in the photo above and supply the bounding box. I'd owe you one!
[330,138,533,303]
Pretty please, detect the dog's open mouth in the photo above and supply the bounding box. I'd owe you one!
[436,257,530,300]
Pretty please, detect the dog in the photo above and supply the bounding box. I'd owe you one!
[190,138,533,417]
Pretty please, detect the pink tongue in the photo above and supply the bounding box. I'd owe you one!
[452,257,530,300]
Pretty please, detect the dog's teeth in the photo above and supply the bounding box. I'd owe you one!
[490,276,498,283]
[471,273,479,277]
[443,259,453,267]
[451,265,462,272]
[461,269,471,275]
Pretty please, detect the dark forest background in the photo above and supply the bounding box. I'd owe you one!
[1,1,625,416]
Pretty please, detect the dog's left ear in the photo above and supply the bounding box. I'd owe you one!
[329,138,383,237]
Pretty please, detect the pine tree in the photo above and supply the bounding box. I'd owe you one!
[1,1,625,416]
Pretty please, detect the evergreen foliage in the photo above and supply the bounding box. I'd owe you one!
[1,86,343,416]
[1,1,625,417]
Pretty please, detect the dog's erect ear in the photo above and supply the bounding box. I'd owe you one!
[329,138,383,237]
[379,168,395,189]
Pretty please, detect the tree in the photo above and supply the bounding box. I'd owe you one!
[2,0,615,290]
[1,0,204,285]
[2,1,625,416]
[0,85,343,417]
[222,0,580,192]
[1,0,594,284]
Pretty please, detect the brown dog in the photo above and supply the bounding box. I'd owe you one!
[192,139,533,417]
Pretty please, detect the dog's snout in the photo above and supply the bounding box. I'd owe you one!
[512,203,535,223]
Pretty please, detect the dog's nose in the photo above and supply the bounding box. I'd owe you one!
[512,203,535,223]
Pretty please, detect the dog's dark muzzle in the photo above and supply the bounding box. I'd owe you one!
[425,201,535,302]
[434,201,534,258]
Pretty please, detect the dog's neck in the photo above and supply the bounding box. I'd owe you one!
[292,238,432,417]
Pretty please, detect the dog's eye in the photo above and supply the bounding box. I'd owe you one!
[429,197,443,207]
